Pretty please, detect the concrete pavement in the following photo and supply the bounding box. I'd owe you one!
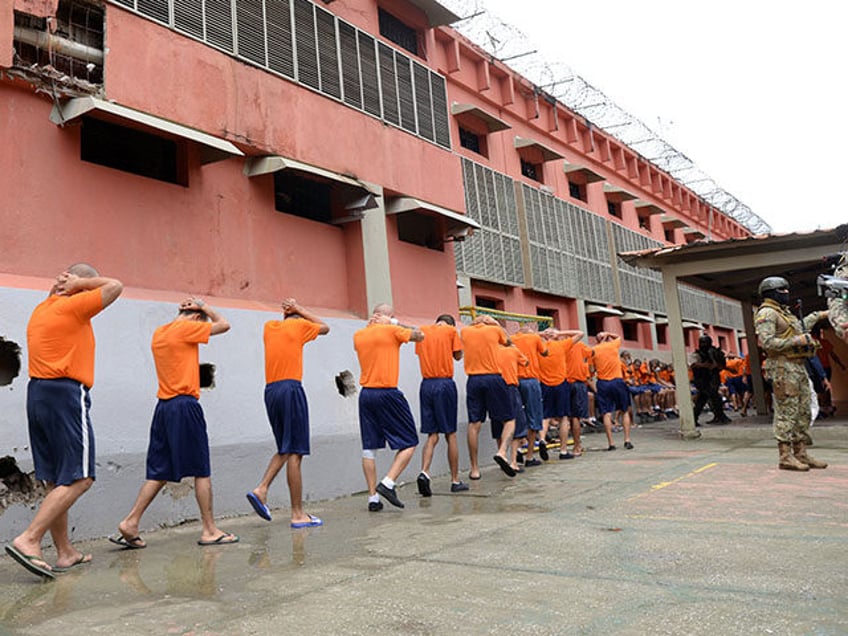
[2,417,847,635]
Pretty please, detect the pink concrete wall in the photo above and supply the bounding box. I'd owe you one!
[0,85,355,311]
[104,9,464,216]
[387,216,461,321]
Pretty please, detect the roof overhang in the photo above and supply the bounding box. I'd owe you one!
[682,227,706,238]
[634,199,665,215]
[514,136,564,162]
[244,155,379,194]
[385,197,481,237]
[659,215,687,228]
[450,102,510,132]
[406,0,461,26]
[604,184,638,202]
[563,161,605,183]
[585,304,624,316]
[49,96,243,165]
[620,311,655,323]
[619,224,848,311]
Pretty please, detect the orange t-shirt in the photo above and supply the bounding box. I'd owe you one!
[27,288,105,388]
[264,318,323,383]
[354,324,412,388]
[415,324,462,379]
[725,357,745,378]
[658,368,672,383]
[512,332,548,379]
[538,339,573,386]
[151,320,212,400]
[496,346,528,386]
[565,341,592,382]
[461,324,508,376]
[593,339,623,380]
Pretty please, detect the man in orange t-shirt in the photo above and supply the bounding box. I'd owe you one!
[415,314,466,497]
[354,304,424,510]
[247,299,329,528]
[461,315,515,479]
[592,331,634,451]
[565,339,593,456]
[538,328,583,459]
[511,322,548,466]
[495,343,530,473]
[7,264,122,580]
[114,298,237,549]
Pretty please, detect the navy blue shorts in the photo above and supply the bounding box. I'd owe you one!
[146,395,211,482]
[518,378,543,431]
[727,376,746,396]
[27,378,95,485]
[419,378,458,435]
[265,379,310,455]
[466,374,513,423]
[359,388,419,451]
[569,381,590,419]
[596,378,631,415]
[542,381,570,419]
[492,385,526,440]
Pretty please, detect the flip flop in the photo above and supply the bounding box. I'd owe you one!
[493,454,516,477]
[246,492,272,521]
[469,472,482,480]
[290,514,323,529]
[53,553,93,573]
[5,544,55,580]
[197,533,239,546]
[109,534,147,550]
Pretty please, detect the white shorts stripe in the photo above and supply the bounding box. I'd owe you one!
[78,383,89,479]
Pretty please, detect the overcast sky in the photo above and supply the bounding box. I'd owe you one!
[481,0,847,234]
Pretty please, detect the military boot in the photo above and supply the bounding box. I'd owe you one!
[792,441,828,469]
[778,442,809,471]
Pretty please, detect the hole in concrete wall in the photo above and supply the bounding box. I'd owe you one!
[0,337,22,387]
[199,363,216,390]
[335,370,357,397]
[0,456,47,510]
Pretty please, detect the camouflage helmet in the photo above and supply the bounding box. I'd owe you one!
[758,276,789,297]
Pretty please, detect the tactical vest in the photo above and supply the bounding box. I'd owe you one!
[757,299,818,359]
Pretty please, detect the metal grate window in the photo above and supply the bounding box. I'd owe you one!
[455,158,524,286]
[523,184,614,303]
[610,223,664,313]
[106,0,450,149]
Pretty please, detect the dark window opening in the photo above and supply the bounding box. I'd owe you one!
[13,1,105,84]
[586,315,603,337]
[521,159,542,183]
[378,8,419,56]
[475,296,503,311]
[638,214,651,231]
[718,335,728,351]
[657,324,668,345]
[274,171,333,223]
[459,127,484,156]
[535,307,558,330]
[568,181,586,202]
[607,200,622,218]
[622,321,638,341]
[664,227,676,243]
[81,117,186,185]
[396,212,444,251]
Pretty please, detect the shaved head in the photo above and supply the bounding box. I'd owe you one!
[373,304,394,317]
[67,263,99,278]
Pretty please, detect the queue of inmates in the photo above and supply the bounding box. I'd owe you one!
[19,262,828,581]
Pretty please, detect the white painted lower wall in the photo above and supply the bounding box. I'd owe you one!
[0,286,470,543]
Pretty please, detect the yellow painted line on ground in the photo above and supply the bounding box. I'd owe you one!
[627,462,718,501]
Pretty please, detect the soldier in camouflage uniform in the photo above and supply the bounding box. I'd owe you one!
[755,277,829,471]
[828,253,848,341]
